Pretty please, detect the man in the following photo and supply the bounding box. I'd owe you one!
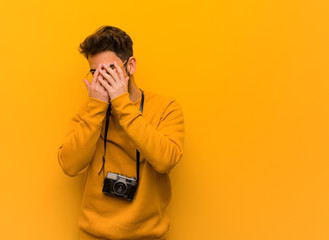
[57,25,185,240]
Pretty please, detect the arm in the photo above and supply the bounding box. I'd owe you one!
[110,93,185,174]
[57,97,109,177]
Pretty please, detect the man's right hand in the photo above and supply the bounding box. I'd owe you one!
[83,64,110,103]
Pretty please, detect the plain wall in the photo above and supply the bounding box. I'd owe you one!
[1,0,329,239]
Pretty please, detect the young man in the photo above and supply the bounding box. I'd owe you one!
[57,25,185,240]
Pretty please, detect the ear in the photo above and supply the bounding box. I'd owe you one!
[127,56,136,75]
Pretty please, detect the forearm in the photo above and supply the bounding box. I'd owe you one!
[121,117,184,173]
[58,97,109,177]
[110,93,185,173]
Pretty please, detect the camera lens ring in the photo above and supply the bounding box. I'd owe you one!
[113,181,127,196]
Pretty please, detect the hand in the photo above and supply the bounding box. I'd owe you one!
[97,61,130,100]
[83,64,110,103]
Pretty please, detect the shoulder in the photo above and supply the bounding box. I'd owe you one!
[143,90,179,107]
[142,89,183,118]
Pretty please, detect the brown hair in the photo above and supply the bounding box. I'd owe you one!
[78,25,133,66]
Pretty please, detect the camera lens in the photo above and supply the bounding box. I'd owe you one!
[113,182,126,195]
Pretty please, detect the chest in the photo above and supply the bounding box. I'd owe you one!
[99,103,163,158]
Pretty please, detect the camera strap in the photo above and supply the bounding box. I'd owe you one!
[98,89,144,188]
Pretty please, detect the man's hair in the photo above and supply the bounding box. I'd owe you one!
[78,25,133,65]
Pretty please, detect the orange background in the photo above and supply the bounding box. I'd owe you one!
[1,0,329,239]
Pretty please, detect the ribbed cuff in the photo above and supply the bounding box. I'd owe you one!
[82,97,110,126]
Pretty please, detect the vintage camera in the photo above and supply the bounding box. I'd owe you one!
[102,172,137,201]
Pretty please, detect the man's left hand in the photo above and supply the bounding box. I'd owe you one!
[97,60,130,100]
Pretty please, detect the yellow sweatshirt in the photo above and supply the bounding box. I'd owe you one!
[57,90,185,240]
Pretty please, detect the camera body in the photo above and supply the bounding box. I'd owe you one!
[102,172,137,201]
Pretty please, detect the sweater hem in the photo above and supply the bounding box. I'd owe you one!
[79,228,168,240]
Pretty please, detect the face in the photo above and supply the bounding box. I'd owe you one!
[87,50,135,79]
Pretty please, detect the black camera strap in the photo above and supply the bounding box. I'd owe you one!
[98,89,144,188]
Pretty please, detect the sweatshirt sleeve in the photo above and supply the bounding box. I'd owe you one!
[57,97,110,177]
[110,92,185,174]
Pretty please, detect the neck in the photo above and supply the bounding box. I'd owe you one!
[128,75,141,103]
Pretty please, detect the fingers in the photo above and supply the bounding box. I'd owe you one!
[97,75,111,92]
[97,61,128,92]
[91,66,100,87]
[99,66,116,85]
[113,60,125,80]
[101,63,120,83]
[83,78,91,94]
[96,74,106,89]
